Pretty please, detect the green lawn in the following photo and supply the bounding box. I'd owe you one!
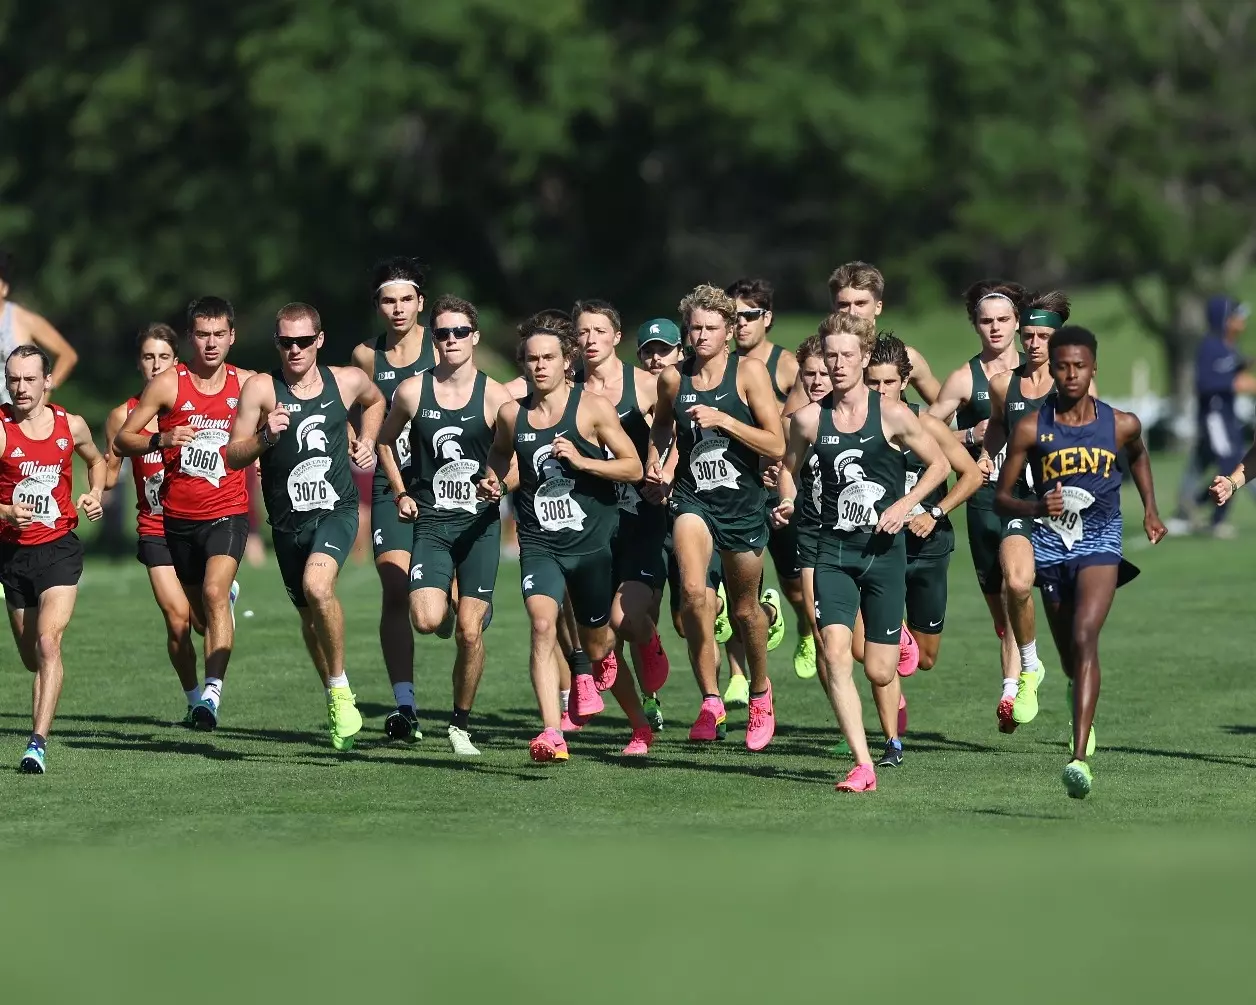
[2,452,1253,1000]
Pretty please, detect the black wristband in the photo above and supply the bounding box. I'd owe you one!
[148,432,161,451]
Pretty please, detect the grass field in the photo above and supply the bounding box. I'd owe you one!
[3,453,1254,1000]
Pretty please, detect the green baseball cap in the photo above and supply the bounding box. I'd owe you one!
[637,318,681,348]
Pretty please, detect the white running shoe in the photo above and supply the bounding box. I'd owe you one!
[447,724,481,756]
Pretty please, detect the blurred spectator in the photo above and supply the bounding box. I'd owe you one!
[0,250,80,401]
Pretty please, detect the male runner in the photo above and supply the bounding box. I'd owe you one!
[928,281,1027,717]
[480,311,650,762]
[647,284,784,751]
[377,294,514,756]
[781,315,948,792]
[573,300,671,706]
[982,293,1071,732]
[105,323,203,719]
[0,345,105,772]
[226,303,383,750]
[117,296,254,730]
[351,257,436,732]
[0,251,79,402]
[997,325,1166,798]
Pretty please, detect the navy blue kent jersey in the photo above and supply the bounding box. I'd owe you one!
[1029,396,1123,565]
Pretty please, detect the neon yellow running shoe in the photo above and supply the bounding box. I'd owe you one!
[327,686,364,751]
[1011,660,1045,724]
[714,582,733,644]
[793,632,817,679]
[762,588,785,652]
[1062,759,1093,799]
[1067,683,1097,756]
[723,673,750,708]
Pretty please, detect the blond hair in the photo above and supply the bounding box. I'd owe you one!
[678,284,736,329]
[817,312,877,356]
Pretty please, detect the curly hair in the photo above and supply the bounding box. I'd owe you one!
[817,312,877,356]
[963,279,1028,324]
[867,332,913,380]
[515,309,577,370]
[795,333,823,367]
[678,284,736,328]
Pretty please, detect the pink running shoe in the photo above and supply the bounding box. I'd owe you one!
[745,682,776,752]
[572,673,605,719]
[897,627,919,677]
[898,692,908,737]
[997,694,1017,733]
[560,710,584,732]
[530,727,569,762]
[835,763,877,792]
[636,632,670,694]
[688,696,727,741]
[592,650,618,691]
[621,726,654,757]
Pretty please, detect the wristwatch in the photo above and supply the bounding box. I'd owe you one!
[928,505,944,520]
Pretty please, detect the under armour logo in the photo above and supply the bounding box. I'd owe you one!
[1040,433,1054,442]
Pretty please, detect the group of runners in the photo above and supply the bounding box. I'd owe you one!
[0,257,1181,798]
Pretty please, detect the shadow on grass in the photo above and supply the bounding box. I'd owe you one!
[1221,725,1256,736]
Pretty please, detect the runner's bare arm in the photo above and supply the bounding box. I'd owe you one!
[921,412,983,515]
[344,366,385,447]
[478,401,519,500]
[21,305,79,392]
[553,393,642,484]
[483,379,521,491]
[634,366,659,415]
[377,374,421,499]
[350,342,376,378]
[906,346,940,405]
[225,374,280,470]
[689,356,783,461]
[116,368,182,456]
[979,371,1012,472]
[993,412,1047,520]
[926,364,972,428]
[103,403,128,491]
[69,412,106,519]
[1116,409,1166,544]
[881,401,949,532]
[773,349,799,404]
[646,366,680,476]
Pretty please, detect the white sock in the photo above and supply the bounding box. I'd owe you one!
[202,677,223,707]
[393,682,415,709]
[1001,678,1018,699]
[560,689,571,712]
[326,673,349,695]
[184,687,201,706]
[1018,640,1038,674]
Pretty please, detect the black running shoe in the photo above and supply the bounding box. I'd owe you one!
[384,705,422,742]
[876,739,904,768]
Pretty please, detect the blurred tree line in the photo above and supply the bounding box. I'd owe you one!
[2,0,1254,412]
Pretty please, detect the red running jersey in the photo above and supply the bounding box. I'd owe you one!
[126,396,165,537]
[0,403,77,545]
[158,364,248,521]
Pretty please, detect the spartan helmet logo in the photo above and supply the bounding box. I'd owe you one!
[533,444,564,482]
[832,448,867,484]
[296,414,329,453]
[432,426,465,461]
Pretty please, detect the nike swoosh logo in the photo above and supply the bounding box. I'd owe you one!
[588,615,607,624]
[714,394,728,401]
[476,587,492,594]
[461,414,476,421]
[886,628,896,634]
[618,410,632,418]
[321,401,335,408]
[859,436,875,443]
[555,429,568,437]
[323,543,341,551]
[929,620,942,627]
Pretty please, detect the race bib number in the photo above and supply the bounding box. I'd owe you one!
[395,421,413,469]
[904,470,925,517]
[433,458,481,513]
[834,480,886,532]
[143,466,164,515]
[690,436,739,492]
[535,477,587,532]
[286,457,340,512]
[180,428,229,487]
[617,481,641,515]
[988,444,1007,484]
[13,476,60,529]
[1045,486,1095,551]
[808,455,822,514]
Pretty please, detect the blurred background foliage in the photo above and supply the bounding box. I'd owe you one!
[3,0,1255,420]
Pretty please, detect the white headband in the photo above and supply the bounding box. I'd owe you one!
[376,279,421,296]
[976,292,1014,308]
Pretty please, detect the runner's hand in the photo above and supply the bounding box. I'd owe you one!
[396,493,418,522]
[350,436,375,469]
[165,425,196,449]
[77,493,104,522]
[762,463,781,490]
[907,512,937,539]
[477,471,502,502]
[1,502,33,528]
[877,498,913,535]
[264,407,290,440]
[642,460,672,504]
[687,405,725,431]
[969,418,988,446]
[976,452,994,478]
[1043,483,1065,518]
[1145,512,1167,545]
[769,497,794,529]
[1208,474,1235,505]
[549,435,583,470]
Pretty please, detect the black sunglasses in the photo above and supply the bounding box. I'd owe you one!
[736,309,766,322]
[434,326,474,342]
[275,335,318,350]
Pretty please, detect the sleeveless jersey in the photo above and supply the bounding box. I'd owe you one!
[1003,364,1053,500]
[371,333,436,500]
[903,402,952,559]
[0,303,18,406]
[513,386,618,556]
[815,390,906,546]
[0,403,77,545]
[259,366,355,534]
[1030,397,1123,565]
[159,364,248,521]
[579,362,652,517]
[795,391,833,533]
[126,396,165,538]
[409,369,494,524]
[673,353,767,524]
